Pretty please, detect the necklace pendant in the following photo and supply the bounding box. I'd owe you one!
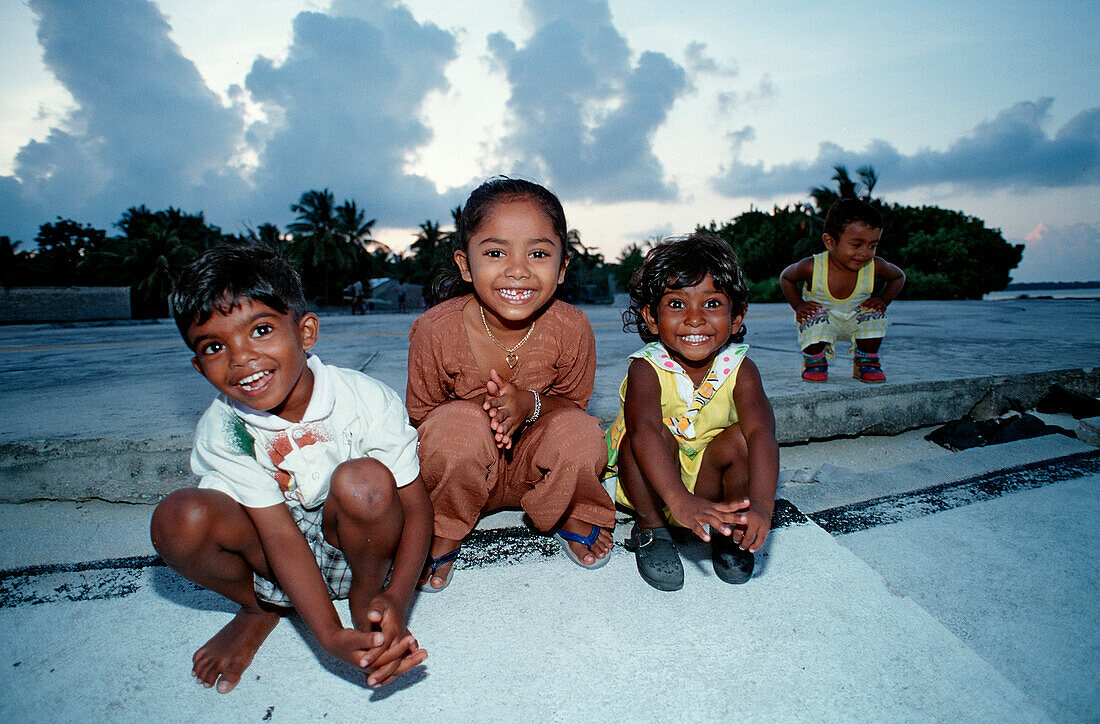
[506,352,519,368]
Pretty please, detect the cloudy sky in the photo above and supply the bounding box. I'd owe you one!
[2,0,1098,282]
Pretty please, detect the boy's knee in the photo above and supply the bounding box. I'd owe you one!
[328,458,398,519]
[150,488,221,559]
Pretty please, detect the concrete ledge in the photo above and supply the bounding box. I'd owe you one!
[771,366,1100,443]
[0,436,192,504]
[2,367,1097,504]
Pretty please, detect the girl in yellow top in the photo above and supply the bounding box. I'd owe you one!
[780,199,906,383]
[605,233,779,591]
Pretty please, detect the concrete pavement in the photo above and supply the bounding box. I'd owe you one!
[1,297,1098,720]
[2,298,1098,503]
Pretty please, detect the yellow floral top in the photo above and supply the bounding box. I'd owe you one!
[604,340,749,508]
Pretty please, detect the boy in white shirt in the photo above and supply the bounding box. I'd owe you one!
[151,245,432,693]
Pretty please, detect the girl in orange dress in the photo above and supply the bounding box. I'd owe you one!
[406,177,615,591]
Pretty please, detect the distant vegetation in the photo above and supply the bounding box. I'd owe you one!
[696,166,1024,302]
[0,166,1024,317]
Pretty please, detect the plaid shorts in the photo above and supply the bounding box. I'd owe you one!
[253,502,353,607]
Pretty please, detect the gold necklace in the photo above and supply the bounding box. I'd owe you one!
[479,305,535,369]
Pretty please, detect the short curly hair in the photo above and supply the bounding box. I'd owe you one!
[170,244,306,348]
[823,198,883,240]
[622,232,748,343]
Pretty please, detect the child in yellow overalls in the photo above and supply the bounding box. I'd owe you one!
[604,233,779,591]
[780,199,906,382]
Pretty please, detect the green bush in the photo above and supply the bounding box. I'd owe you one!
[747,277,785,303]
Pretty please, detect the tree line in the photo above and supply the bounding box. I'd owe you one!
[0,168,1023,318]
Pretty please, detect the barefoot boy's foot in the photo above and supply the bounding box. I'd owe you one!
[556,517,613,568]
[417,537,461,592]
[192,608,280,693]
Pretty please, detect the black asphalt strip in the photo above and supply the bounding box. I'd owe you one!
[2,449,1096,607]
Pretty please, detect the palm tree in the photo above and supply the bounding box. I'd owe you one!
[832,166,858,199]
[409,219,451,286]
[1,236,22,288]
[89,221,200,317]
[335,200,383,252]
[810,165,877,214]
[857,166,878,199]
[288,189,357,303]
[244,222,297,261]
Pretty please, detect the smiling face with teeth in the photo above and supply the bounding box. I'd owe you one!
[454,196,568,335]
[187,298,319,423]
[641,273,745,385]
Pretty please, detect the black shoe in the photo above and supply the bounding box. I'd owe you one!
[624,523,684,591]
[711,531,754,584]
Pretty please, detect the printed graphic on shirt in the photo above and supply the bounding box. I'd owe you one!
[264,425,331,498]
[855,307,886,322]
[224,414,255,458]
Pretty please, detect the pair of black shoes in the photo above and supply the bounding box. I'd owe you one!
[624,523,753,591]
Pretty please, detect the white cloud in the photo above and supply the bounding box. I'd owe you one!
[1013,222,1100,283]
[0,0,245,240]
[243,0,462,224]
[487,0,687,202]
[0,0,465,242]
[713,98,1100,199]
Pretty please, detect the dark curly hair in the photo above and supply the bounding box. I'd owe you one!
[823,198,883,240]
[622,232,748,344]
[430,176,569,303]
[169,243,306,348]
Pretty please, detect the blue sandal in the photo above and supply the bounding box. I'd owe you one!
[555,524,612,570]
[416,547,460,592]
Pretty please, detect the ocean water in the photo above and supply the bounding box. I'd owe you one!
[984,286,1100,300]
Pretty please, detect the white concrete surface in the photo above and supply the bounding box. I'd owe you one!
[1,433,1097,720]
[0,512,1051,722]
[2,299,1099,720]
[841,475,1100,722]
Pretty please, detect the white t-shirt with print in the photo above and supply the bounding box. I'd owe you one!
[191,355,419,509]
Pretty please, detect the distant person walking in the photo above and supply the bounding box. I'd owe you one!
[780,199,906,383]
[344,279,366,315]
[396,280,408,313]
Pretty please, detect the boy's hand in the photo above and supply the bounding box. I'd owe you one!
[794,301,825,323]
[363,593,427,688]
[858,297,887,313]
[734,506,773,552]
[667,494,750,542]
[320,627,380,672]
[483,368,533,449]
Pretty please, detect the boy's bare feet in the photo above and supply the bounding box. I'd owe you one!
[417,536,462,591]
[192,608,280,693]
[559,517,613,565]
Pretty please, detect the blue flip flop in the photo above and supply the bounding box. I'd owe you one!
[555,524,612,570]
[416,547,460,592]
